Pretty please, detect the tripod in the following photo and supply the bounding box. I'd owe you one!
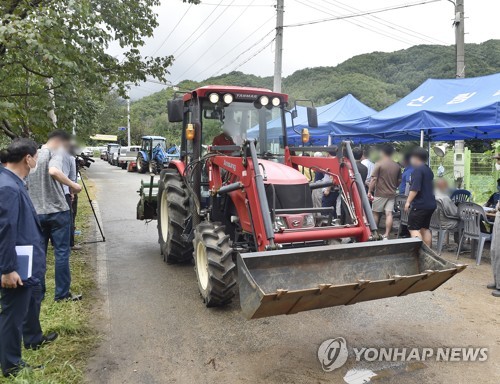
[78,170,106,243]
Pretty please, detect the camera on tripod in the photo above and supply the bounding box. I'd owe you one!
[75,153,95,169]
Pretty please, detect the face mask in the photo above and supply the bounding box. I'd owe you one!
[28,156,38,174]
[496,163,500,171]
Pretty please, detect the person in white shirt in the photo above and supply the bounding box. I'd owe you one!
[361,148,375,190]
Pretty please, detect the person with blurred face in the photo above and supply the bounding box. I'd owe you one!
[27,130,82,302]
[434,178,459,230]
[368,144,401,239]
[487,154,500,297]
[405,147,436,247]
[484,178,500,209]
[0,139,58,377]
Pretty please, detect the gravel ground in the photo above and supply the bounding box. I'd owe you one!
[85,160,499,384]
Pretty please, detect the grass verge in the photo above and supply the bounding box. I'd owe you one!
[0,176,99,384]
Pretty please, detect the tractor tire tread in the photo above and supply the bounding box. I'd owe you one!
[193,222,237,308]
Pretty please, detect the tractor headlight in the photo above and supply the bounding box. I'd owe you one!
[303,214,315,228]
[274,216,287,230]
[223,93,234,104]
[259,95,269,106]
[271,97,281,107]
[209,93,219,104]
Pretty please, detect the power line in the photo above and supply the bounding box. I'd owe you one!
[199,2,274,6]
[321,0,447,45]
[173,0,257,83]
[174,0,237,60]
[190,15,275,80]
[170,0,225,57]
[230,37,276,72]
[210,29,275,77]
[285,0,443,28]
[150,4,193,57]
[293,0,416,45]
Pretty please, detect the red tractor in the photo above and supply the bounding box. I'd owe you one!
[137,85,465,319]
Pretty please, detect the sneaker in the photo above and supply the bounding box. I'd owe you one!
[71,244,83,251]
[55,292,83,302]
[487,283,497,289]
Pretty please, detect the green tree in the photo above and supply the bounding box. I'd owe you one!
[0,0,198,141]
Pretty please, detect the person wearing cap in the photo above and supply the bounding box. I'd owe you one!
[487,153,500,298]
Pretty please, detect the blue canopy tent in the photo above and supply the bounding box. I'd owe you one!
[331,73,500,143]
[248,94,375,146]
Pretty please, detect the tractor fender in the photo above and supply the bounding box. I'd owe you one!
[138,150,149,162]
[167,160,186,176]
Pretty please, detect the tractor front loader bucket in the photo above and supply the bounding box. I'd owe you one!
[237,238,466,319]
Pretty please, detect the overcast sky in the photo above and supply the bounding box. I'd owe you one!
[114,0,500,98]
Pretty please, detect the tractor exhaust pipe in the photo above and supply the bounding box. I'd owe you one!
[343,141,378,236]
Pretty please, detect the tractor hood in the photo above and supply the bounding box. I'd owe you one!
[258,159,308,185]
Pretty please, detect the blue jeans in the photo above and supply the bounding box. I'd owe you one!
[38,211,72,301]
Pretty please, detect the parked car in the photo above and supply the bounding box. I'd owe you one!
[100,149,108,160]
[117,146,140,169]
[81,147,93,157]
[107,143,120,165]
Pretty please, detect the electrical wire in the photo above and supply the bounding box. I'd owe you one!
[174,0,237,60]
[170,0,225,57]
[199,2,274,6]
[229,37,276,73]
[209,29,275,77]
[150,4,193,57]
[190,15,275,81]
[293,0,416,45]
[285,0,443,28]
[320,0,447,45]
[173,0,257,83]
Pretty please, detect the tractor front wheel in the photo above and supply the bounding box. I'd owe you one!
[136,154,147,174]
[193,222,237,307]
[157,170,193,264]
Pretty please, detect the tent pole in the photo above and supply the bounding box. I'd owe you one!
[420,130,424,147]
[427,137,431,165]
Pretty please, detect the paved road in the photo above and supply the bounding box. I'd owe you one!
[85,159,498,384]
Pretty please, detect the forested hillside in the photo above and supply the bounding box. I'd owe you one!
[109,40,500,144]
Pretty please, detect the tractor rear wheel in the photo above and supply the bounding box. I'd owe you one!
[193,222,237,307]
[137,154,147,174]
[157,170,193,264]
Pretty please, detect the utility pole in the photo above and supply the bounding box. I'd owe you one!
[126,91,131,147]
[451,0,465,187]
[454,0,465,78]
[273,0,284,93]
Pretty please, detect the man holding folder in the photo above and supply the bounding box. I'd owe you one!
[0,139,57,377]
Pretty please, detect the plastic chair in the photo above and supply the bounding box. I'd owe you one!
[429,200,461,255]
[456,202,492,265]
[394,195,409,238]
[451,189,472,204]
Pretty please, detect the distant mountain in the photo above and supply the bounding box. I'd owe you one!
[128,40,500,141]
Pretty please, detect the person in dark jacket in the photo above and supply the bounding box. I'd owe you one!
[0,139,58,377]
